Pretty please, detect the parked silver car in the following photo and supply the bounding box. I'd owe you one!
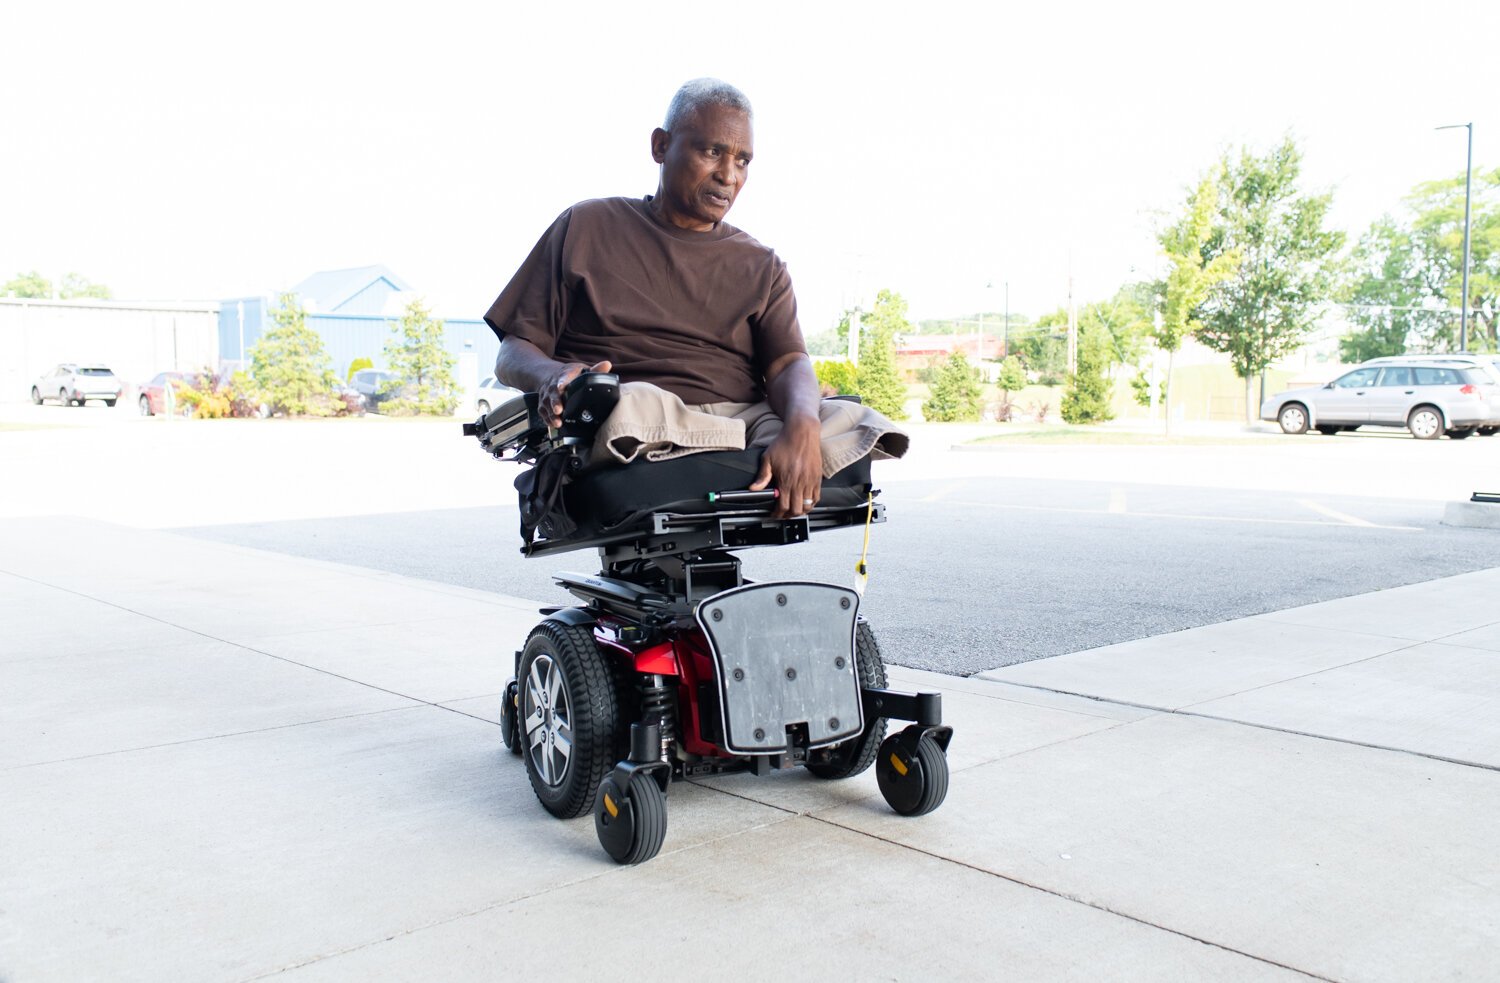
[475,376,522,417]
[1261,359,1500,439]
[31,363,122,407]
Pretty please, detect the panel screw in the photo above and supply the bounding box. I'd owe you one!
[753,728,765,741]
[840,597,850,610]
[785,668,797,680]
[834,656,846,669]
[829,717,840,729]
[711,609,723,622]
[776,593,787,606]
[732,668,745,681]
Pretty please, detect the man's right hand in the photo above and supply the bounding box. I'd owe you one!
[540,360,612,428]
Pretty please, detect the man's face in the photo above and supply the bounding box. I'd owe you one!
[651,104,753,232]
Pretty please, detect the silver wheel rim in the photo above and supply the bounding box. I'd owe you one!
[1411,411,1440,439]
[523,654,573,787]
[1282,407,1305,432]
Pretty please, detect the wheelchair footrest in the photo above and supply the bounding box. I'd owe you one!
[696,582,865,755]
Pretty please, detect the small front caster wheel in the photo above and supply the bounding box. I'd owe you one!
[595,771,667,865]
[876,731,949,817]
[500,679,521,756]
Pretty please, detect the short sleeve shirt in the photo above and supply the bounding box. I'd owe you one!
[484,196,806,405]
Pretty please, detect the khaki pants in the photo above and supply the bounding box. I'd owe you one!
[595,381,908,477]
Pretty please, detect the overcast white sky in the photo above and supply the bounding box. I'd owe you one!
[3,0,1495,335]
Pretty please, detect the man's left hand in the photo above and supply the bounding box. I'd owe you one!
[748,416,822,518]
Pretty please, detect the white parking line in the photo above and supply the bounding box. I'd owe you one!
[1297,499,1378,528]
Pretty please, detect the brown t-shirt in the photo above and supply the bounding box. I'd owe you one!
[484,196,806,405]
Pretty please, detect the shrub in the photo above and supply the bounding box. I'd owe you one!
[1060,334,1115,424]
[921,352,984,422]
[815,359,859,397]
[249,293,339,416]
[176,368,260,419]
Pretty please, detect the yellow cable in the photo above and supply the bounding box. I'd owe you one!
[855,492,874,595]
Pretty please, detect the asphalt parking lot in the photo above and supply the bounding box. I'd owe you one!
[6,400,1498,674]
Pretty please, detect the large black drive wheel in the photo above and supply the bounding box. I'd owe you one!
[806,621,889,780]
[876,730,950,817]
[518,621,621,819]
[500,678,522,756]
[595,770,667,865]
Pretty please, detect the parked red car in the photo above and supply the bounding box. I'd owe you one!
[137,372,189,416]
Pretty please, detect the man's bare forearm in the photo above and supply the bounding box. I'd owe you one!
[764,354,821,429]
[495,336,612,427]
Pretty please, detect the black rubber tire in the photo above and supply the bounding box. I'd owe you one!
[1408,405,1443,440]
[477,400,491,417]
[876,732,950,817]
[500,679,522,756]
[518,620,621,819]
[595,771,667,865]
[806,621,889,780]
[1278,403,1309,435]
[104,399,116,407]
[30,387,41,405]
[1448,429,1473,440]
[139,395,152,416]
[1479,427,1499,437]
[59,388,71,407]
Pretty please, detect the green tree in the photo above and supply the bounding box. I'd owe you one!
[1059,329,1114,424]
[59,273,111,299]
[1015,313,1069,383]
[854,288,909,420]
[1340,169,1500,355]
[921,351,984,422]
[997,355,1027,396]
[4,271,52,298]
[1196,138,1344,421]
[1080,284,1153,371]
[814,359,858,396]
[1158,170,1241,433]
[381,298,458,415]
[248,293,339,416]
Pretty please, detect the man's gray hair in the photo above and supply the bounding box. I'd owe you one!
[663,78,753,131]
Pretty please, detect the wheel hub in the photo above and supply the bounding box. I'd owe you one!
[523,654,573,787]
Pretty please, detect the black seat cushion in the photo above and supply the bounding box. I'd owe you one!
[561,448,873,540]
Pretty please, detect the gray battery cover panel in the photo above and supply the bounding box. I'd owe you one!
[696,581,864,755]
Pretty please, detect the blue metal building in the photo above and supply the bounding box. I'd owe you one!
[218,265,496,389]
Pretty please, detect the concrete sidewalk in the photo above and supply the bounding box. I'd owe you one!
[3,517,1497,982]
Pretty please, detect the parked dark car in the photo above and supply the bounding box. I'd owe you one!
[349,368,403,411]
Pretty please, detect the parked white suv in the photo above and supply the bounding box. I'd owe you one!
[1260,358,1500,439]
[475,376,521,417]
[31,364,122,407]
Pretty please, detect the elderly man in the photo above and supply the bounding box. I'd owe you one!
[486,78,905,519]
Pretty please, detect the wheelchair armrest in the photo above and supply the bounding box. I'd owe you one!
[464,372,620,462]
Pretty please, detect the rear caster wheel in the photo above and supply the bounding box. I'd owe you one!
[500,679,521,756]
[876,729,949,817]
[595,770,667,865]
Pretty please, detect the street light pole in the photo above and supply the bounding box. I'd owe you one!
[1437,122,1474,352]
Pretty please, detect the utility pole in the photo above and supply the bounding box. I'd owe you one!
[1066,263,1078,377]
[1437,122,1474,352]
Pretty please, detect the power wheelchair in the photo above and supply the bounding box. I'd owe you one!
[464,373,952,865]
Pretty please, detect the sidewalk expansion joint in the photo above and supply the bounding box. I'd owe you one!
[806,813,1332,982]
[993,679,1500,775]
[1,569,507,737]
[2,704,430,773]
[238,812,803,982]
